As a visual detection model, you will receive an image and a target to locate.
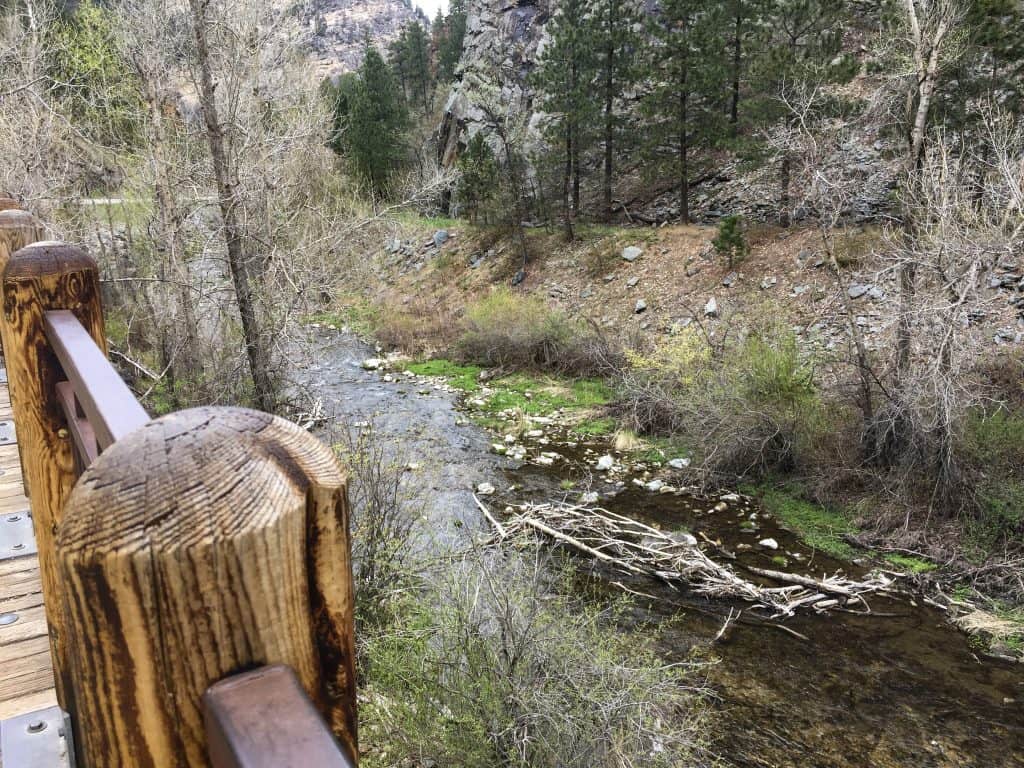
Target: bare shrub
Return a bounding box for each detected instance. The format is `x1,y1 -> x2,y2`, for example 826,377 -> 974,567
331,421 -> 423,629
456,288 -> 623,376
360,545 -> 710,768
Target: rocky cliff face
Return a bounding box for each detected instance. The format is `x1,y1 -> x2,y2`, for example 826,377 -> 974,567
298,0 -> 428,82
437,0 -> 551,167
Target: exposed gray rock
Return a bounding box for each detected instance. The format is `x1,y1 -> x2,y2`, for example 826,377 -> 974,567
626,276 -> 640,287
433,229 -> 449,247
634,299 -> 648,314
848,284 -> 871,299
622,246 -> 643,262
704,297 -> 719,317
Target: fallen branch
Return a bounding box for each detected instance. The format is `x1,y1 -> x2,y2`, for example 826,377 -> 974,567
477,500 -> 898,619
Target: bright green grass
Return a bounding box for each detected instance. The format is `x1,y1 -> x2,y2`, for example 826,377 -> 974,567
405,359 -> 483,392
752,485 -> 858,560
478,374 -> 613,416
571,417 -> 618,437
883,553 -> 939,574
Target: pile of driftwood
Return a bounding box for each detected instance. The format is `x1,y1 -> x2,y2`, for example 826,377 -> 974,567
476,499 -> 896,619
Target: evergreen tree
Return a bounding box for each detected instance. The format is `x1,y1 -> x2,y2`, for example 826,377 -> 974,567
437,0 -> 468,84
748,0 -> 857,226
389,23 -> 431,110
48,0 -> 144,147
724,0 -> 764,135
338,44 -> 409,195
643,0 -> 728,224
532,0 -> 596,238
591,0 -> 644,220
457,132 -> 500,223
933,0 -> 1024,130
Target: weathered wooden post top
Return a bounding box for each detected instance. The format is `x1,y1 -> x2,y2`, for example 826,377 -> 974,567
0,205 -> 358,767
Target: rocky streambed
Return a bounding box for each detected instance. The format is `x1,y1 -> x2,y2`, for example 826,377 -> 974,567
298,326 -> 1024,768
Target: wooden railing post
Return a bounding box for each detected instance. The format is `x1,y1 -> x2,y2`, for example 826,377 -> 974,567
1,242 -> 106,705
56,406 -> 358,767
0,208 -> 47,355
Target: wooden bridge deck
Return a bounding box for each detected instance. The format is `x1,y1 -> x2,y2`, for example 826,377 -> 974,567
0,369 -> 56,720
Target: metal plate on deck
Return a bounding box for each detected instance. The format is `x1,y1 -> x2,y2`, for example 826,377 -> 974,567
0,510 -> 35,561
0,707 -> 74,768
0,420 -> 15,445
0,367 -> 7,383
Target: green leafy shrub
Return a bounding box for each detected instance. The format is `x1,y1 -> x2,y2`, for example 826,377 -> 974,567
617,325 -> 828,475
711,215 -> 749,268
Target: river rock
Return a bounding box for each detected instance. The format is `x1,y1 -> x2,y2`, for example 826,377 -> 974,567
758,538 -> 780,550
668,457 -> 691,469
704,297 -> 719,317
433,229 -> 449,247
361,358 -> 385,370
534,456 -> 554,466
635,299 -> 648,314
848,284 -> 871,299
476,482 -> 496,496
622,246 -> 643,262
580,491 -> 600,504
596,455 -> 615,471
645,480 -> 664,492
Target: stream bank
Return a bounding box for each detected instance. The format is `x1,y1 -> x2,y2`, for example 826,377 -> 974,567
299,326 -> 1024,768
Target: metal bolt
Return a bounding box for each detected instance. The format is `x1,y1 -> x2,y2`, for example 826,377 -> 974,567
57,428 -> 69,439
26,720 -> 47,734
0,612 -> 18,626
12,542 -> 24,550
7,514 -> 21,522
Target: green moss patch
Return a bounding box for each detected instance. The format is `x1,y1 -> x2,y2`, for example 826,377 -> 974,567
751,485 -> 858,560
883,553 -> 939,574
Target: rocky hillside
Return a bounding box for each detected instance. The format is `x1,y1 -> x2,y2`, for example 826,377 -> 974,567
436,0 -> 896,225
299,0 -> 427,81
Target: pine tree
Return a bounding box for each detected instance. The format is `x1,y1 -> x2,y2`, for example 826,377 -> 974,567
437,0 -> 468,84
532,0 -> 596,239
591,0 -> 644,220
341,44 -> 409,196
403,22 -> 432,112
643,0 -> 728,224
749,0 -> 856,226
724,0 -> 764,135
457,132 -> 500,223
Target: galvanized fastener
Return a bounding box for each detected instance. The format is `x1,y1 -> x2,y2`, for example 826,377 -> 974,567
0,612 -> 18,626
12,543 -> 25,550
7,514 -> 21,522
26,720 -> 47,734
57,428 -> 69,439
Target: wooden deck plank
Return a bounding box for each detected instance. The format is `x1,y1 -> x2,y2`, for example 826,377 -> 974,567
0,367 -> 55,721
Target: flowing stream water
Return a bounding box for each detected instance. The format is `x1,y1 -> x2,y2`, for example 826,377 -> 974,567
300,328 -> 1024,767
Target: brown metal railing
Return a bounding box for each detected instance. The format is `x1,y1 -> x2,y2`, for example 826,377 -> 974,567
0,203 -> 358,767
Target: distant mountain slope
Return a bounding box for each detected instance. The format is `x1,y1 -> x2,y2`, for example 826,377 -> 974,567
301,0 -> 428,81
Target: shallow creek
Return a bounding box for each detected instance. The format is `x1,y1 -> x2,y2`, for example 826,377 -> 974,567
300,328 -> 1024,767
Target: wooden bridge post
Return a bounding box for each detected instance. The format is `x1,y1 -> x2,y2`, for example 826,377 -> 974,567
1,242 -> 106,706
56,407 -> 358,767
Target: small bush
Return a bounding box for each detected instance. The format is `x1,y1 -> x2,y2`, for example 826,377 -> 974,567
711,215 -> 749,268
616,326 -> 828,476
360,548 -> 709,768
962,408 -> 1024,547
457,288 -> 623,376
